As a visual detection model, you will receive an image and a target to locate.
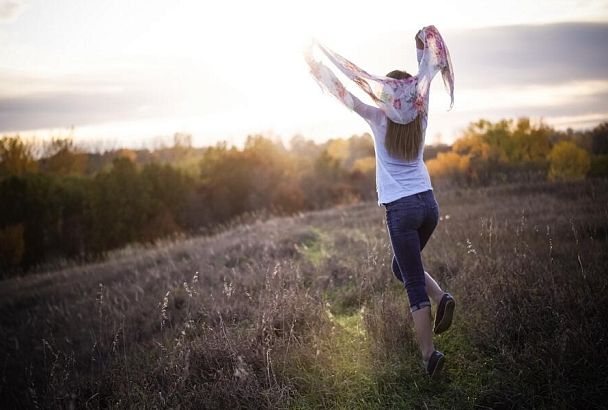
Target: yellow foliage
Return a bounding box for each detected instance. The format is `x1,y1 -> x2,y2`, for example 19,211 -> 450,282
0,136 -> 38,176
352,156 -> 375,174
453,117 -> 551,164
453,132 -> 496,162
426,152 -> 470,178
326,139 -> 349,162
548,141 -> 590,181
43,137 -> 88,175
116,148 -> 138,162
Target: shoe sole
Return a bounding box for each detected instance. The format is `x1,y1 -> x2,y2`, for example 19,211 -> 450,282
429,354 -> 445,379
434,298 -> 455,334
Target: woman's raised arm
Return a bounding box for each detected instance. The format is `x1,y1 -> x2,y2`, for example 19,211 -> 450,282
351,93 -> 383,124
304,49 -> 381,124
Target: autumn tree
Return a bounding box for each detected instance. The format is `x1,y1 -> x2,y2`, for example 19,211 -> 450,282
548,141 -> 591,181
0,135 -> 38,177
509,117 -> 551,163
446,117 -> 553,183
40,137 -> 88,175
426,151 -> 471,183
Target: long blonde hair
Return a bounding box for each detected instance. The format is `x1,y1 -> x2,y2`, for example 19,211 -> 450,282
384,70 -> 423,161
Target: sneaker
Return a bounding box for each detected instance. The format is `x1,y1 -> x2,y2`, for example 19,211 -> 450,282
423,350 -> 445,378
434,293 -> 455,334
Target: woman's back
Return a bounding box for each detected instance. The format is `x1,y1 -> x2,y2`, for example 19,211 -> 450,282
353,92 -> 432,206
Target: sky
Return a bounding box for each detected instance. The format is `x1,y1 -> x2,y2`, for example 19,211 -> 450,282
1,0 -> 608,150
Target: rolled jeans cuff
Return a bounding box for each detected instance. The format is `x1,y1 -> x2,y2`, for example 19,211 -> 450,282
410,300 -> 431,313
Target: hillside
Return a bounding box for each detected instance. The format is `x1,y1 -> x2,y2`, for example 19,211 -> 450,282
1,180 -> 607,409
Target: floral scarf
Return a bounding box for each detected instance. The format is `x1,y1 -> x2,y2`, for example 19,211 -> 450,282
303,25 -> 454,124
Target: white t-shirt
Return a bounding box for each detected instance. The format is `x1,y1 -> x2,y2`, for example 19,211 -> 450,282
352,92 -> 433,206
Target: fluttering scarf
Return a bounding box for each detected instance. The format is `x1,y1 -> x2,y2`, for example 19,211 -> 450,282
303,25 -> 454,125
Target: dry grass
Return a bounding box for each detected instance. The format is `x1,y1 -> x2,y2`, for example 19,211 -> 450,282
1,179 -> 607,409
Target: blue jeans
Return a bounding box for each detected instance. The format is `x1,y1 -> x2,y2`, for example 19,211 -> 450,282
382,189 -> 439,312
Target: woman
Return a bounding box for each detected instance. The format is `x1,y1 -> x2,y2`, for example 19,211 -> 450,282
304,26 -> 456,378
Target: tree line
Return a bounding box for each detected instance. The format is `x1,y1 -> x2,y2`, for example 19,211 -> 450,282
1,118 -> 606,276
427,118 -> 607,184
0,133 -> 378,275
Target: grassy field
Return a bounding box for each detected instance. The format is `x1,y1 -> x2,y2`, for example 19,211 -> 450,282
1,180 -> 607,409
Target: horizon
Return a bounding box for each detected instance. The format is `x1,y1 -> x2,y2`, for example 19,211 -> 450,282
5,116 -> 603,157
1,0 -> 608,150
